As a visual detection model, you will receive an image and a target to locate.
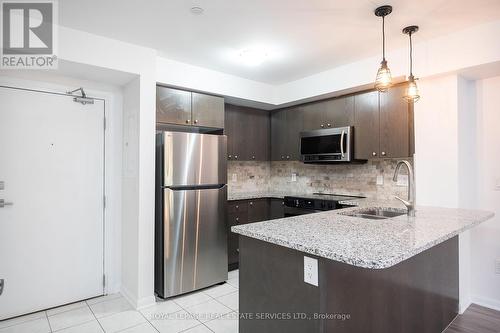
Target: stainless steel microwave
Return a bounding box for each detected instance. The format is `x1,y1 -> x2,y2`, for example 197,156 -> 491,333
300,126 -> 353,163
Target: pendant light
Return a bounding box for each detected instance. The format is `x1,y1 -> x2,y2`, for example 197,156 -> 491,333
374,5 -> 393,92
403,25 -> 420,102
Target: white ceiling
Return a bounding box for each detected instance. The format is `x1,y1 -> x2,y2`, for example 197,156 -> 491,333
59,0 -> 500,84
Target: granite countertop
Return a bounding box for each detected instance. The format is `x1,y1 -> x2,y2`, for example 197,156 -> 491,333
231,199 -> 494,269
228,191 -> 286,201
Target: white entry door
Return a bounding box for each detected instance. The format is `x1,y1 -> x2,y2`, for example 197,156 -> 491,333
0,86 -> 105,320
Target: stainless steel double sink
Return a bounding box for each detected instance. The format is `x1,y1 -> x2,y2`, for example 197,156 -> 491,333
341,207 -> 408,220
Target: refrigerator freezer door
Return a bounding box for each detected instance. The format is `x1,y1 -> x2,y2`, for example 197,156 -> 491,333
162,132 -> 227,187
161,185 -> 228,297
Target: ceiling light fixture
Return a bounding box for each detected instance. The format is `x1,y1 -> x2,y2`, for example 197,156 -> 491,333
403,25 -> 420,103
374,5 -> 393,92
238,48 -> 269,66
190,6 -> 204,15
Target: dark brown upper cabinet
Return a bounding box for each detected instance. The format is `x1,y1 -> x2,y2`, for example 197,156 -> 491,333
354,85 -> 413,160
271,107 -> 303,161
302,96 -> 354,131
354,91 -> 380,160
379,85 -> 413,158
192,92 -> 225,128
225,104 -> 270,161
156,86 -> 191,126
156,86 -> 224,129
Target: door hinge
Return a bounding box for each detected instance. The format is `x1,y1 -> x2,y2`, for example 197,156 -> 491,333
103,117 -> 107,131
103,195 -> 106,209
102,275 -> 106,288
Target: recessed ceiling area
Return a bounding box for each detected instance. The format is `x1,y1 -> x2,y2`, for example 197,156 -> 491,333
59,0 -> 500,84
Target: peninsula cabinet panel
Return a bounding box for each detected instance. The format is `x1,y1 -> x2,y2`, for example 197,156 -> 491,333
354,91 -> 380,160
156,86 -> 192,125
379,85 -> 413,158
192,92 -> 224,129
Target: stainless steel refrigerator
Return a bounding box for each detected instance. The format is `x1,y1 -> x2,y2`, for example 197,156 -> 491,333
155,131 -> 228,299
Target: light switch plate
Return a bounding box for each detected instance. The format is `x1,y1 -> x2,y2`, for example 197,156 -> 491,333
376,175 -> 384,186
291,173 -> 297,182
495,178 -> 500,191
231,173 -> 237,182
397,175 -> 409,186
304,256 -> 318,286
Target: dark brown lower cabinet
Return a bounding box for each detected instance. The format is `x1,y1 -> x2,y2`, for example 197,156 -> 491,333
239,236 -> 459,333
227,197 -> 284,270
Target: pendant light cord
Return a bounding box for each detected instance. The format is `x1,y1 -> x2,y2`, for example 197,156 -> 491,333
382,16 -> 386,61
409,32 -> 413,76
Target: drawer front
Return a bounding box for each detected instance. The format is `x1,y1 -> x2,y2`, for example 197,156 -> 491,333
248,199 -> 270,223
228,200 -> 248,214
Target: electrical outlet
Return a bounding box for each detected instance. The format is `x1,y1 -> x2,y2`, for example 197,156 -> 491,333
291,173 -> 297,182
304,256 -> 318,286
231,173 -> 237,182
495,259 -> 500,275
376,175 -> 384,186
397,175 -> 409,186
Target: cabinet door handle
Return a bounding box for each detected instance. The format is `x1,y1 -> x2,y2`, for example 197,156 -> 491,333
381,151 -> 386,156
327,123 -> 332,128
320,124 -> 325,128
236,217 -> 239,222
251,155 -> 255,160
234,155 -> 238,160
194,119 -> 198,124
185,119 -> 190,124
235,205 -> 239,209
372,152 -> 377,157
249,202 -> 253,206
286,155 -> 290,160
281,155 -> 285,160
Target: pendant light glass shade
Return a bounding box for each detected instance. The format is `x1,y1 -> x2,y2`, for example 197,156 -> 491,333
375,59 -> 392,92
404,75 -> 420,102
374,6 -> 393,92
402,25 -> 420,103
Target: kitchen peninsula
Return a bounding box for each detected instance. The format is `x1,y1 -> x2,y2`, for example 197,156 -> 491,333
232,201 -> 494,333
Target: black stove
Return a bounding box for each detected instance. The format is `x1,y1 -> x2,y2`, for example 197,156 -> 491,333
283,193 -> 364,216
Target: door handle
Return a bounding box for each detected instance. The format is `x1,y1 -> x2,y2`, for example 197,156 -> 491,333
0,199 -> 13,208
340,130 -> 345,158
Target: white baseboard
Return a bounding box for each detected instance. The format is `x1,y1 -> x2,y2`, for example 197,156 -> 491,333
459,299 -> 472,314
120,285 -> 156,310
471,295 -> 500,312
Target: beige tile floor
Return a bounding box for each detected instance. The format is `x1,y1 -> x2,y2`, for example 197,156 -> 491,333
0,270 -> 240,333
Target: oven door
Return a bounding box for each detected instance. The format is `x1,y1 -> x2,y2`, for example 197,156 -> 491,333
300,127 -> 352,163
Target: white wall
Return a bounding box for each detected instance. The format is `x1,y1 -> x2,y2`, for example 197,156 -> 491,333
470,76 -> 500,310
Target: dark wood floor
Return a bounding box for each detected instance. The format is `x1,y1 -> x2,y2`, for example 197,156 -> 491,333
444,304 -> 500,333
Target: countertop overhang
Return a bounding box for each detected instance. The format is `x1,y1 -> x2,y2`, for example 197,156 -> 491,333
231,199 -> 494,269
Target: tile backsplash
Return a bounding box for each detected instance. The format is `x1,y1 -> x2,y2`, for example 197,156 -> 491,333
228,159 -> 411,200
